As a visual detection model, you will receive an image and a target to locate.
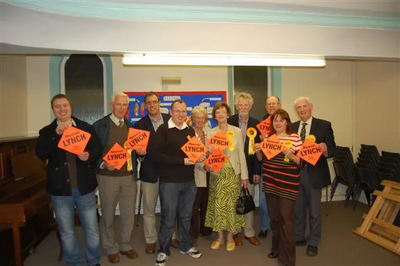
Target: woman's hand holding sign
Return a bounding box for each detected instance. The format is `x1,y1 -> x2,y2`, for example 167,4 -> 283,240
241,179 -> 249,189
78,151 -> 89,161
135,146 -> 147,156
184,158 -> 195,165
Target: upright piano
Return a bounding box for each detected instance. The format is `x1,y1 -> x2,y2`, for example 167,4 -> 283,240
0,137 -> 52,266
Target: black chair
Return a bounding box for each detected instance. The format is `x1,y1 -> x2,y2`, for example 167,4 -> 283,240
331,160 -> 357,207
354,163 -> 380,208
361,144 -> 380,159
382,150 -> 400,161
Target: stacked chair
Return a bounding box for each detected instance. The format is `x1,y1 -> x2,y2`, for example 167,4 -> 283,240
331,144 -> 400,210
330,146 -> 358,208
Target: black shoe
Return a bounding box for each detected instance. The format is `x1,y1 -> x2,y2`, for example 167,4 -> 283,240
295,240 -> 307,246
307,245 -> 318,257
267,252 -> 278,259
258,230 -> 268,238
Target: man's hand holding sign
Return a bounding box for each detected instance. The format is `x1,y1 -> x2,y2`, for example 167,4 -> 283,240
58,126 -> 92,161
126,128 -> 149,156
181,136 -> 209,164
103,143 -> 131,170
297,136 -> 323,166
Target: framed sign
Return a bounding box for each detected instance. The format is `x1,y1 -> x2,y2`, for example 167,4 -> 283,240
126,91 -> 227,128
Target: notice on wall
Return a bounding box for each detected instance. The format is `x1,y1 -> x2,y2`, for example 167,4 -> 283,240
126,91 -> 226,128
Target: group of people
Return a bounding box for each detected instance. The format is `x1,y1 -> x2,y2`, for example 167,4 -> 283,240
36,90 -> 336,266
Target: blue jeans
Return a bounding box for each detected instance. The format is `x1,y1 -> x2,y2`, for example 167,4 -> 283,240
52,188 -> 101,266
259,178 -> 270,231
158,181 -> 197,256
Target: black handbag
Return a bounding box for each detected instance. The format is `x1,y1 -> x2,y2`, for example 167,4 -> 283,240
236,187 -> 256,215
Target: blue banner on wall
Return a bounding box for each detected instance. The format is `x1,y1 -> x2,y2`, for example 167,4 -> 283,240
125,91 -> 227,128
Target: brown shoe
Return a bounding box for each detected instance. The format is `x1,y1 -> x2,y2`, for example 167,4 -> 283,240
145,243 -> 156,254
233,233 -> 243,246
120,249 -> 138,259
245,236 -> 260,246
108,253 -> 120,263
171,238 -> 179,249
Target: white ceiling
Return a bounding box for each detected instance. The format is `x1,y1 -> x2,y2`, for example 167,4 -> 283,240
95,0 -> 400,16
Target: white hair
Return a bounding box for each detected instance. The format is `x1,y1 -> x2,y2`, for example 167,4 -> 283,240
293,96 -> 312,107
111,91 -> 129,103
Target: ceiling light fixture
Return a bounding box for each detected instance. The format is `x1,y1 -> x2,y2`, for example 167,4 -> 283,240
122,53 -> 325,67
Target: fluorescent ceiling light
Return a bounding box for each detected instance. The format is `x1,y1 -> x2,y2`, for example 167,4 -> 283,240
122,53 -> 325,67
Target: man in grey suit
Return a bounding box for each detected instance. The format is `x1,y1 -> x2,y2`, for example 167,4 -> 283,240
291,96 -> 337,257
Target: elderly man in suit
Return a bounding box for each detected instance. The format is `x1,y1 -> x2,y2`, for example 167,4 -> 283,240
133,91 -> 171,254
227,92 -> 261,246
292,96 -> 337,257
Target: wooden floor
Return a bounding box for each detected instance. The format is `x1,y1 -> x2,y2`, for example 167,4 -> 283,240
25,201 -> 400,266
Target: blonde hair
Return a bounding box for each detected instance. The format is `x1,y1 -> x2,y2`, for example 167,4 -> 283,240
191,105 -> 208,122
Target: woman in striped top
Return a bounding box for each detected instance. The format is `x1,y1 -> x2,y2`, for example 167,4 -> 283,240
255,109 -> 304,266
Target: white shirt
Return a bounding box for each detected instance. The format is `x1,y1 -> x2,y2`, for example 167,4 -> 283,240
297,117 -> 313,138
110,113 -> 124,126
168,118 -> 188,130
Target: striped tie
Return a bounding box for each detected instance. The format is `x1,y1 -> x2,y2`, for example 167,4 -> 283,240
300,122 -> 307,142
119,120 -> 124,127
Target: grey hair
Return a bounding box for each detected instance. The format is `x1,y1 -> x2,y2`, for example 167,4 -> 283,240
111,91 -> 129,103
191,105 -> 208,122
234,92 -> 254,106
294,96 -> 312,107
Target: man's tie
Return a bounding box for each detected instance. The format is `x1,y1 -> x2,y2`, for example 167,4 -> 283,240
300,122 -> 307,142
119,120 -> 124,127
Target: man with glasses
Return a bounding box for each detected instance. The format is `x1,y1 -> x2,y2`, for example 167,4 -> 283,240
153,99 -> 202,266
134,91 -> 171,254
227,92 -> 261,246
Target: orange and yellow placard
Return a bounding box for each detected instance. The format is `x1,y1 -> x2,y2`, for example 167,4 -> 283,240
103,143 -> 131,170
208,130 -> 230,151
181,136 -> 209,162
297,139 -> 323,166
256,116 -> 272,135
260,134 -> 283,160
205,148 -> 228,173
58,126 -> 91,155
126,128 -> 150,151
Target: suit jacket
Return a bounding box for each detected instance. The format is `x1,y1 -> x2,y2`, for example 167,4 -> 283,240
227,114 -> 261,184
292,117 -> 337,189
134,113 -> 170,183
207,125 -> 249,180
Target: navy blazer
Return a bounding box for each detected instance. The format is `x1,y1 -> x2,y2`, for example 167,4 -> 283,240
227,114 -> 262,184
36,117 -> 102,196
134,113 -> 170,183
292,117 -> 337,189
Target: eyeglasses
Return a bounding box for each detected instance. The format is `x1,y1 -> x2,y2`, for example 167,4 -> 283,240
267,102 -> 279,106
172,109 -> 187,115
145,100 -> 159,105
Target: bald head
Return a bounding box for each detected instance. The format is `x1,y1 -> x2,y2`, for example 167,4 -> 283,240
265,95 -> 282,115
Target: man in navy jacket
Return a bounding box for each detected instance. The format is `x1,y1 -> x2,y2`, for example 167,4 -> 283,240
292,96 -> 337,257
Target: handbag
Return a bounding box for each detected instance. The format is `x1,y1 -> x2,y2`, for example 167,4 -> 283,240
236,187 -> 256,215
